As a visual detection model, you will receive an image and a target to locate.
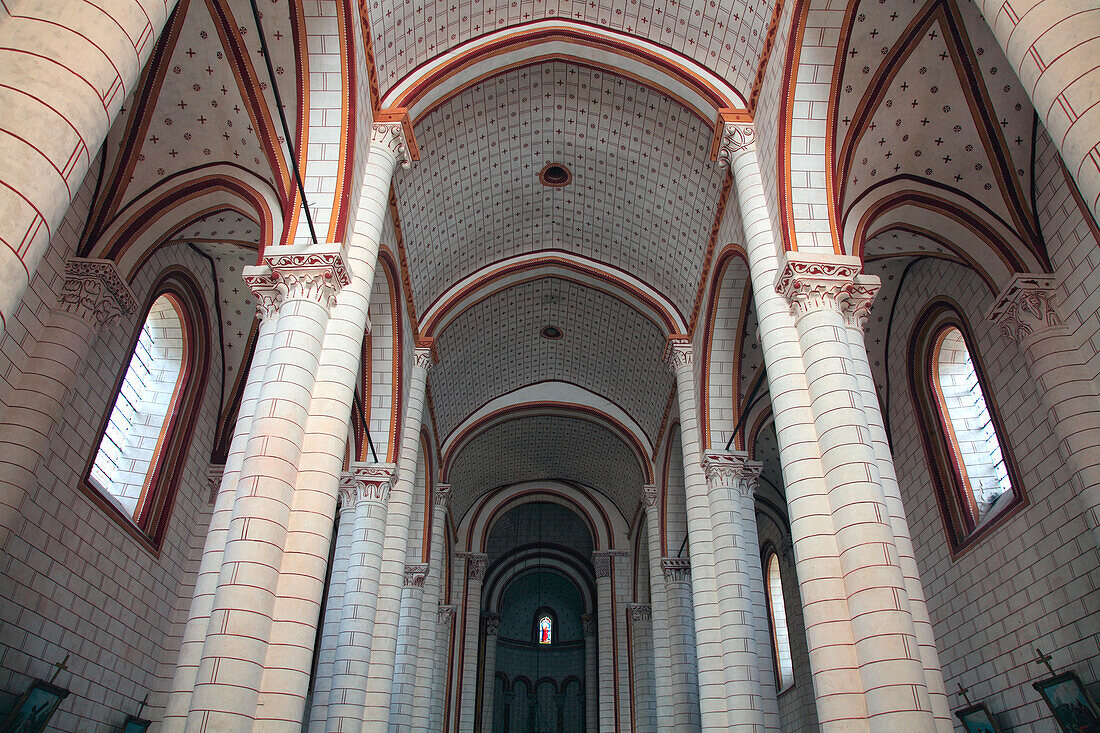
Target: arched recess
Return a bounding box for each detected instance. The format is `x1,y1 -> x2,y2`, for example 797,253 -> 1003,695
81,167 -> 283,279
353,249 -> 404,463
381,20 -> 746,125
698,245 -> 753,451
419,252 -> 687,339
659,423 -> 689,558
457,481 -> 629,556
483,547 -> 596,618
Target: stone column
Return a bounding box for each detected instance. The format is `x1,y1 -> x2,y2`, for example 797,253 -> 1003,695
186,242 -> 351,731
592,551 -> 617,733
479,613 -> 502,731
0,258 -> 136,549
844,277 -> 952,732
163,283 -> 277,732
581,613 -> 598,733
411,484 -> 452,731
306,491 -> 355,732
700,450 -> 764,732
430,604 -> 456,732
626,604 -> 656,733
323,463 -> 396,733
390,562 -> 429,731
253,116 -> 415,728
718,120 -> 868,729
0,0 -> 178,336
736,462 -> 782,733
662,338 -> 730,731
360,343 -> 436,732
455,552 -> 488,733
642,487 -> 676,731
662,558 -> 701,730
974,0 -> 1100,225
990,274 -> 1100,550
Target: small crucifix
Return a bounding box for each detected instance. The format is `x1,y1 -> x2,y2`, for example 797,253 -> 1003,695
136,693 -> 149,718
49,653 -> 70,684
957,682 -> 972,706
1033,647 -> 1056,677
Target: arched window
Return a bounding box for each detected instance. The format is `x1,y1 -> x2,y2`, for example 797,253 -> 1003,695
83,273 -> 210,550
764,552 -> 794,691
533,607 -> 557,645
910,301 -> 1024,553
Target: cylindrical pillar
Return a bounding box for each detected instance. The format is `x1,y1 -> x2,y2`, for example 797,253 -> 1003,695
642,487 -> 676,731
479,613 -> 502,731
0,258 -> 136,550
306,493 -> 355,732
359,344 -> 435,731
164,285 -> 278,733
720,124 -> 869,730
662,339 -> 731,731
662,558 -> 701,730
186,242 -> 350,731
582,614 -> 598,733
391,562 -> 429,731
626,605 -> 657,733
974,0 -> 1100,225
990,274 -> 1100,550
0,0 -> 178,335
431,604 -> 456,732
323,463 -> 396,732
253,118 -> 415,728
592,551 -> 617,733
454,552 -> 488,733
411,485 -> 452,731
701,450 -> 764,731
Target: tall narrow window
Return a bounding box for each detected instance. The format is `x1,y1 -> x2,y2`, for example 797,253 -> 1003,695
765,552 -> 794,690
533,607 -> 556,645
83,274 -> 210,550
909,302 -> 1024,554
931,326 -> 1014,525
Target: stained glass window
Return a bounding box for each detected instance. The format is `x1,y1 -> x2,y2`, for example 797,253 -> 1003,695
538,615 -> 552,644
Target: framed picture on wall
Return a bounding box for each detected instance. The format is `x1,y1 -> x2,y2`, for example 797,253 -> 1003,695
0,679 -> 69,733
1033,671 -> 1100,733
118,715 -> 151,733
955,702 -> 1003,733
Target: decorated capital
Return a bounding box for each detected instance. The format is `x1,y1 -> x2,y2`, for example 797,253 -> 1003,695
206,464 -> 225,505
414,337 -> 439,372
775,252 -> 862,317
434,483 -> 452,511
662,335 -> 692,373
844,274 -> 881,331
57,258 -> 137,330
661,557 -> 691,583
242,264 -> 280,320
340,461 -> 397,505
988,274 -> 1066,344
483,613 -> 502,636
626,604 -> 652,623
459,552 -> 488,581
642,484 -> 658,509
370,108 -> 419,171
404,563 -> 429,588
265,241 -> 351,311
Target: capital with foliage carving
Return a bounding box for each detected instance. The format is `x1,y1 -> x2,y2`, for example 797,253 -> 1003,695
458,552 -> 488,581
715,122 -> 757,168
340,462 -> 396,506
483,613 -> 502,635
581,614 -> 596,636
370,109 -> 419,171
404,563 -> 429,588
206,464 -> 225,505
642,484 -> 658,509
242,264 -> 280,320
434,483 -> 452,511
702,449 -> 747,489
57,258 -> 137,330
626,604 -> 652,623
844,274 -> 881,331
662,335 -> 692,373
987,274 -> 1066,345
775,252 -> 862,317
414,337 -> 439,372
661,557 -> 691,583
264,241 -> 351,311
438,604 -> 455,625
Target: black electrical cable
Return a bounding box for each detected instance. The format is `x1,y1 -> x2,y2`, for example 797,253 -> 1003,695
247,0 -> 318,244
725,367 -> 770,452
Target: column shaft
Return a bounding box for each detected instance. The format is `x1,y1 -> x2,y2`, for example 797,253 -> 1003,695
454,553 -> 487,733
430,605 -> 456,732
642,493 -> 676,731
662,560 -> 701,730
593,554 -> 616,733
411,489 -> 451,731
582,616 -> 598,733
479,615 -> 502,731
392,563 -> 428,731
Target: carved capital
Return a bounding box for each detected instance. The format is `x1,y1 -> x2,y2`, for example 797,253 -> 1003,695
741,461 -> 764,497
780,535 -> 794,565
404,563 -> 429,588
642,484 -> 658,509
242,265 -> 280,320
774,253 -> 862,317
434,483 -> 452,511
592,550 -> 627,579
844,274 -> 881,331
662,335 -> 692,373
340,462 -> 397,505
458,552 -> 488,581
715,121 -> 757,168
581,614 -> 596,636
626,604 -> 652,623
702,450 -> 762,497
206,464 -> 225,505
661,557 -> 691,583
987,274 -> 1065,344
264,242 -> 351,310
438,604 -> 455,625
370,111 -> 417,171
414,337 -> 439,372
57,258 -> 137,329
483,613 -> 502,635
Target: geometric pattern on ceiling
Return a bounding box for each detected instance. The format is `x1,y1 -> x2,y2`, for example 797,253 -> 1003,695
393,61 -> 727,316
447,413 -> 646,521
168,209 -> 262,247
429,276 -> 672,443
836,0 -> 1033,232
367,0 -> 776,100
109,0 -> 297,212
861,227 -> 953,260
